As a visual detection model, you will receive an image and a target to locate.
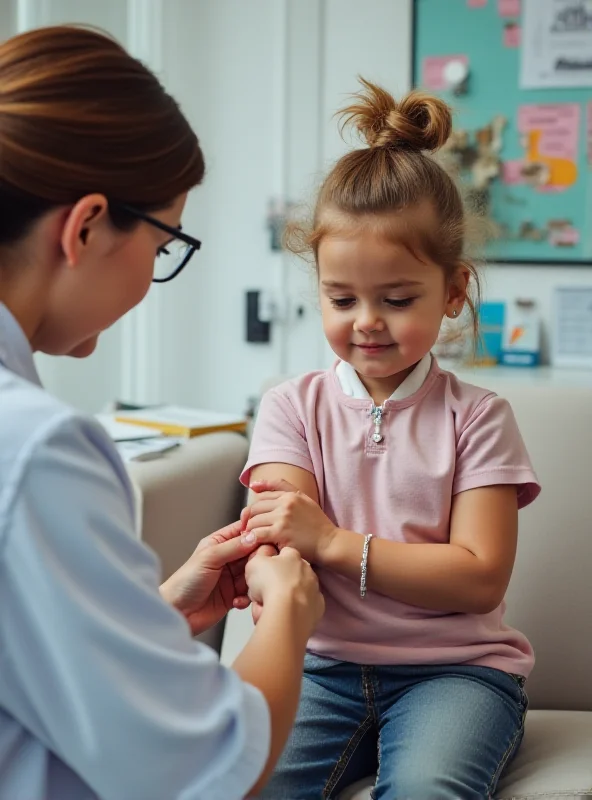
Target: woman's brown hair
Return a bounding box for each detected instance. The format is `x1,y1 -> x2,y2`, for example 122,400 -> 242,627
0,25 -> 204,246
289,78 -> 481,337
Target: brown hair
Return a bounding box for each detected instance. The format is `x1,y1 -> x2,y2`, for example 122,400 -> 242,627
0,25 -> 204,246
288,78 -> 481,337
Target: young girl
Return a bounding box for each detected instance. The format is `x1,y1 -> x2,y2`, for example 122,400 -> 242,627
242,80 -> 540,799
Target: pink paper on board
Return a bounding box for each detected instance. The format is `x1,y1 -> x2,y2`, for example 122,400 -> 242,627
422,55 -> 469,90
468,0 -> 488,6
504,24 -> 521,47
502,160 -> 524,184
519,104 -> 580,160
549,227 -> 580,247
498,0 -> 520,16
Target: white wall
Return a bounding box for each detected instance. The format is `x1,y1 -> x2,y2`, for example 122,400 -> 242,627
8,0 -> 592,412
0,0 -> 14,37
13,0 -> 128,412
158,0 -> 589,412
158,0 -> 289,414
156,0 -> 418,412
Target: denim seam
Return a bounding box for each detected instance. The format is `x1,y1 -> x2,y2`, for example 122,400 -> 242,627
323,666 -> 377,799
368,668 -> 382,800
486,686 -> 529,797
322,718 -> 373,798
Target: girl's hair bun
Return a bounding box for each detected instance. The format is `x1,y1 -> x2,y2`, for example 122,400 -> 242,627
339,77 -> 452,153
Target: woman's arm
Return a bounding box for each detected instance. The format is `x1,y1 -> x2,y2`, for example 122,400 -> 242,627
235,601 -> 309,796
247,466 -> 518,615
3,415 -> 324,800
233,548 -> 322,796
163,526 -> 324,796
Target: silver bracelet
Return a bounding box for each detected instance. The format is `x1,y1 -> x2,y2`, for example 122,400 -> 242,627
360,533 -> 373,598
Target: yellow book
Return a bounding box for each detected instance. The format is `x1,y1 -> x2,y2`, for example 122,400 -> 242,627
115,405 -> 247,438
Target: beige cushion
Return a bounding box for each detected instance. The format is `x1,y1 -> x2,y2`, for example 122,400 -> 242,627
497,710 -> 592,798
491,384 -> 592,712
338,710 -> 592,800
128,432 -> 248,580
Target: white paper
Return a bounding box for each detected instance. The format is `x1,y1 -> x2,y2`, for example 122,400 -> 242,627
552,287 -> 592,368
116,438 -> 183,462
521,0 -> 592,88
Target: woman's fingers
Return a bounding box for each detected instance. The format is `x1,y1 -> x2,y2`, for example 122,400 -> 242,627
247,544 -> 278,562
199,531 -> 258,569
256,544 -> 278,557
231,569 -> 248,597
209,519 -> 244,543
277,546 -> 302,561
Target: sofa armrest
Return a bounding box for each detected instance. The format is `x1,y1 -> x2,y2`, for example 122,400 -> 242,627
127,432 -> 249,652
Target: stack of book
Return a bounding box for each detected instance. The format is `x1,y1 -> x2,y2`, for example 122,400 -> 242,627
114,406 -> 247,438
96,406 -> 247,462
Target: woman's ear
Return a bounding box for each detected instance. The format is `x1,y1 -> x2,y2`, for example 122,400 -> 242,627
445,264 -> 470,318
60,194 -> 110,267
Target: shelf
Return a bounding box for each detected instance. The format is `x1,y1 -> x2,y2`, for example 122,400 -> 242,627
442,362 -> 592,388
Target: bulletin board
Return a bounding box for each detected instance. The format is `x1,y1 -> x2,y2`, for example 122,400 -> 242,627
412,0 -> 592,265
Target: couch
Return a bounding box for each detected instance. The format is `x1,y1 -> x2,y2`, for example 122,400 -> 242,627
129,381 -> 592,798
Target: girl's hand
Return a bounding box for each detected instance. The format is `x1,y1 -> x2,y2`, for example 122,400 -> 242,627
160,521 -> 258,636
243,479 -> 337,564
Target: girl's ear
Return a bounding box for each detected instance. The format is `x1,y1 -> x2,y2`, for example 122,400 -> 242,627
445,265 -> 470,318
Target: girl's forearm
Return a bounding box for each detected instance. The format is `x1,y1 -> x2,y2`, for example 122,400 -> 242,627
320,529 -> 502,614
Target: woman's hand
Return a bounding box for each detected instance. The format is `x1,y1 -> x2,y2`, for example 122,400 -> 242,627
160,521 -> 259,636
245,545 -> 325,634
246,545 -> 276,624
243,478 -> 337,564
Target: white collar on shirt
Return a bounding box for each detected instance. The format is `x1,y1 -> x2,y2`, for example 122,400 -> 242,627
336,352 -> 432,402
0,303 -> 41,386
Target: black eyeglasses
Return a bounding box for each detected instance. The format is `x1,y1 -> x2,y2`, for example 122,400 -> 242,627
115,203 -> 201,283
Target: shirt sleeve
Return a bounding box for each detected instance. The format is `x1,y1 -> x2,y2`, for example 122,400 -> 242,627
0,412 -> 270,800
453,395 -> 540,509
241,388 -> 314,486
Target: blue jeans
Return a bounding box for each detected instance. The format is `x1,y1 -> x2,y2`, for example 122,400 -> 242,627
258,654 -> 528,799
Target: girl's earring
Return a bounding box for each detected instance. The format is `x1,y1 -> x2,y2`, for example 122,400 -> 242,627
452,309 -> 458,318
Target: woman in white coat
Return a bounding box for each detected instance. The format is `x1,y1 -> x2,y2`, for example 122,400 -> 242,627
0,25 -> 323,800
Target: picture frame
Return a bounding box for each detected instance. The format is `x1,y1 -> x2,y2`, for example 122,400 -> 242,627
551,286 -> 592,369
